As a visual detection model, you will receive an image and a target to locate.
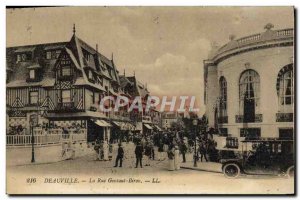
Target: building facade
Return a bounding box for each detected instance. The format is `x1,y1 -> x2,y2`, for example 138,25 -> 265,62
161,111 -> 183,130
203,24 -> 294,150
6,26 -> 161,164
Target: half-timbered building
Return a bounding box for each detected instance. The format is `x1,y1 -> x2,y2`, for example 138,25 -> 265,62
6,26 -> 137,157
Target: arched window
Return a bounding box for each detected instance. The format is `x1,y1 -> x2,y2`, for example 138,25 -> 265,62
277,64 -> 294,109
219,76 -> 227,117
239,70 -> 260,122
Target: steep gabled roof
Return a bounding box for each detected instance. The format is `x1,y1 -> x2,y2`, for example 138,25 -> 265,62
68,34 -> 120,84
119,75 -> 133,88
7,33 -> 123,91
6,42 -> 68,88
126,76 -> 149,98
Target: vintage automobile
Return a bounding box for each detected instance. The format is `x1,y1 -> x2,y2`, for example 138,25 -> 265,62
220,138 -> 294,178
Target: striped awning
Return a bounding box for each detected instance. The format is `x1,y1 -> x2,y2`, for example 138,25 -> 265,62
154,125 -> 163,131
95,120 -> 111,127
143,124 -> 153,130
112,121 -> 121,127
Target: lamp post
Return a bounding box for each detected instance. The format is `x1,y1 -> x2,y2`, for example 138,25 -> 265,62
30,114 -> 38,163
192,119 -> 198,167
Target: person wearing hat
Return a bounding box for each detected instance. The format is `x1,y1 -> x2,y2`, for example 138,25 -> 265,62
114,143 -> 124,167
135,141 -> 144,168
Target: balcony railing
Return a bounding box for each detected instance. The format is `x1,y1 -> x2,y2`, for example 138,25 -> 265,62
54,102 -> 76,112
216,28 -> 294,58
276,113 -> 293,122
58,75 -> 73,81
110,114 -> 130,122
235,114 -> 263,123
217,116 -> 228,124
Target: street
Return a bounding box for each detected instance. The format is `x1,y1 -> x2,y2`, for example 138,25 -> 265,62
7,142 -> 294,194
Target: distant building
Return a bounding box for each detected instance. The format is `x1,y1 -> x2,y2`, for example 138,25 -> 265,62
161,111 -> 183,130
203,24 -> 294,150
119,74 -> 162,134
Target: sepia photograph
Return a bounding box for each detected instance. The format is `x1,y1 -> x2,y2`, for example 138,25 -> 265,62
5,6 -> 295,195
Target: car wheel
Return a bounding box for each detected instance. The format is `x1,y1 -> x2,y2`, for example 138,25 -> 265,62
286,166 -> 294,178
223,163 -> 240,178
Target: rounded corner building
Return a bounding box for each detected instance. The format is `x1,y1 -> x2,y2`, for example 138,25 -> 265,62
203,23 -> 294,151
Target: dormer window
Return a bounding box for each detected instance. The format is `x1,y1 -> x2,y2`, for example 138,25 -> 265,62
46,51 -> 52,59
29,69 -> 35,79
15,47 -> 34,62
97,76 -> 103,85
55,50 -> 61,58
82,48 -> 92,62
88,70 -> 93,80
46,50 -> 62,60
22,54 -> 27,61
16,53 -> 31,62
17,55 -> 21,62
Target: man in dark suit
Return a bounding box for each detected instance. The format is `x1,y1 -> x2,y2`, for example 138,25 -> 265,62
114,143 -> 124,167
135,142 -> 144,168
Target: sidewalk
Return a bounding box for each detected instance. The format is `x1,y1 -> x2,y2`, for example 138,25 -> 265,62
180,161 -> 222,173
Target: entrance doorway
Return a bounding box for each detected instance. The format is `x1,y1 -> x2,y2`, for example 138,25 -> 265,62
244,98 -> 255,122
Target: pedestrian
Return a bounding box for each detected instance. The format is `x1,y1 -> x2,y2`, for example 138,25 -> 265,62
180,141 -> 187,163
99,140 -> 104,160
135,142 -> 144,168
108,142 -> 113,161
199,141 -> 208,162
167,146 -> 175,171
114,143 -> 124,167
103,140 -> 109,161
94,139 -> 100,161
158,139 -> 164,161
144,143 -> 152,166
150,141 -> 155,160
174,145 -> 180,170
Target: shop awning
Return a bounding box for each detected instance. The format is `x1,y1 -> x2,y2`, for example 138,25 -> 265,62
95,120 -> 111,127
144,124 -> 153,130
124,123 -> 135,130
133,123 -> 142,131
154,125 -> 163,131
112,121 -> 121,127
127,123 -> 135,130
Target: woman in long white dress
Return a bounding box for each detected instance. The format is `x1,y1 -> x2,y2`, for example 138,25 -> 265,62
168,147 -> 175,171
174,145 -> 180,170
103,140 -> 109,161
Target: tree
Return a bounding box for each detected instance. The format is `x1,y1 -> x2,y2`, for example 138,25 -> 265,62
170,119 -> 184,131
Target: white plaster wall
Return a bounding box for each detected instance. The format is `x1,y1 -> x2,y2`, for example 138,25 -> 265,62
206,65 -> 219,127
215,46 -> 293,138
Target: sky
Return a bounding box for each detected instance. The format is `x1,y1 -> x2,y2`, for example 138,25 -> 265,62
6,7 -> 294,115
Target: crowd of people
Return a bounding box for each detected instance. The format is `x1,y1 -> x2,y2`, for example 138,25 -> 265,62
93,129 -> 219,170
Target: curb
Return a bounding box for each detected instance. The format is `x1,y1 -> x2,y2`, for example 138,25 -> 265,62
180,166 -> 222,174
